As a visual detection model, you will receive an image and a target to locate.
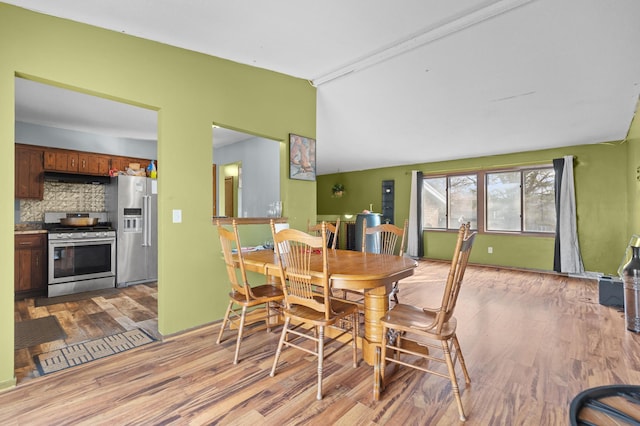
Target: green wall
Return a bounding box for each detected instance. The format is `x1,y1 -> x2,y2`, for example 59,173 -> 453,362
626,103 -> 640,239
318,140 -> 633,275
0,4 -> 316,390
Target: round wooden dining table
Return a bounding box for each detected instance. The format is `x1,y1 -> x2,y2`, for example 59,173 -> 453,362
241,248 -> 418,365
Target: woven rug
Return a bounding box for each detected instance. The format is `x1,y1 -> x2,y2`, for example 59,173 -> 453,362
34,329 -> 156,375
15,316 -> 67,350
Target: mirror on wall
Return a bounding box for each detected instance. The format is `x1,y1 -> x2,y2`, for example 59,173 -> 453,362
212,126 -> 280,218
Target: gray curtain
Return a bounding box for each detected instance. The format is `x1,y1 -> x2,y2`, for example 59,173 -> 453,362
407,170 -> 423,258
553,155 -> 584,273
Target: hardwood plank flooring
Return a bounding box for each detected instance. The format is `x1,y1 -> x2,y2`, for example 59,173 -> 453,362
3,262 -> 639,425
13,282 -> 159,384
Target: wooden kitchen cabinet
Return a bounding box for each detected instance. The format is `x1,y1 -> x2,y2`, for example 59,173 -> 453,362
78,152 -> 110,175
110,156 -> 156,174
35,144 -> 155,178
109,156 -> 128,173
14,233 -> 47,298
15,145 -> 44,199
45,148 -> 79,173
66,151 -> 79,172
44,147 -> 111,176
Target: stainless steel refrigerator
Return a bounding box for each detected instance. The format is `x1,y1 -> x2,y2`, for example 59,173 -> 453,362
106,175 -> 158,287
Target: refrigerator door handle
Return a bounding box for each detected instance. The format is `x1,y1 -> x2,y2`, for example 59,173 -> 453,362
142,195 -> 150,247
147,195 -> 152,247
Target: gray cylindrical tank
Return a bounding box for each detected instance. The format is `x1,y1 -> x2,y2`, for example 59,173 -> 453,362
355,213 -> 382,252
623,245 -> 640,332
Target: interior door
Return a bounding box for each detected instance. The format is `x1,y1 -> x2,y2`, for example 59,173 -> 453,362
212,164 -> 217,216
225,176 -> 234,217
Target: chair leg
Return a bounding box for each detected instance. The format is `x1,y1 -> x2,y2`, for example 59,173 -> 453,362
380,325 -> 388,393
265,301 -> 272,332
373,345 -> 381,400
351,312 -> 358,368
442,339 -> 466,422
216,300 -> 234,344
317,325 -> 325,400
233,305 -> 247,364
452,334 -> 471,385
270,317 -> 290,377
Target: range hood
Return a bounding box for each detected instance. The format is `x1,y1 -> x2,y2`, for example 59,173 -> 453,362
44,171 -> 110,185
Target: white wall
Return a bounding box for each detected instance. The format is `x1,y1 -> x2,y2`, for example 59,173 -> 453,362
214,137 -> 280,217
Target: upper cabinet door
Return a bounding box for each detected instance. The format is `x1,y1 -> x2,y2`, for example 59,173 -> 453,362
44,151 -> 56,170
15,145 -> 43,200
66,152 -> 78,172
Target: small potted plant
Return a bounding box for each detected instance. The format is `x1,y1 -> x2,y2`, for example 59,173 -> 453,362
332,183 -> 345,198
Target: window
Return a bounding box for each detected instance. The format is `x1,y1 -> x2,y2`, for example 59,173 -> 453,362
448,175 -> 477,229
522,168 -> 556,232
486,171 -> 520,231
423,177 -> 446,229
423,166 -> 555,234
423,174 -> 477,230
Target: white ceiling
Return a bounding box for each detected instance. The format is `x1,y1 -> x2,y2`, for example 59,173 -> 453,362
8,0 -> 640,175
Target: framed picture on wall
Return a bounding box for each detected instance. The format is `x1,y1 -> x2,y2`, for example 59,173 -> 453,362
289,133 -> 316,181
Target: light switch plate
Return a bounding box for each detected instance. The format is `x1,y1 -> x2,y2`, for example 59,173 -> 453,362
172,209 -> 182,223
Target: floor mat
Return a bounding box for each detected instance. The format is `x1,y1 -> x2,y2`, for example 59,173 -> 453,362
34,329 -> 156,375
15,316 -> 67,350
35,288 -> 119,307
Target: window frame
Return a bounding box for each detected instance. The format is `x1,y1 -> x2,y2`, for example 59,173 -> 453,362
422,164 -> 555,236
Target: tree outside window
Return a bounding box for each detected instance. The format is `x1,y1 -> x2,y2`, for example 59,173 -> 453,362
422,174 -> 477,230
523,169 -> 555,232
423,166 -> 555,234
448,175 -> 477,229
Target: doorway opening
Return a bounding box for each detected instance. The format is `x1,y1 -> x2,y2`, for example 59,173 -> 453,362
14,76 -> 159,383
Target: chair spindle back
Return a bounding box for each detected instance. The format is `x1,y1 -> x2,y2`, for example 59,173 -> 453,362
217,220 -> 253,302
435,223 -> 476,333
272,221 -> 331,320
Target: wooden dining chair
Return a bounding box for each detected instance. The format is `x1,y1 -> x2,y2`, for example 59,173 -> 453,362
308,217 -> 341,249
374,223 -> 476,422
270,221 -> 359,400
341,218 -> 409,305
363,218 -> 408,304
361,218 -> 408,258
215,220 -> 284,364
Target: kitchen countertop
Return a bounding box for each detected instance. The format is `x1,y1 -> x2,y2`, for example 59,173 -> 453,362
15,223 -> 46,234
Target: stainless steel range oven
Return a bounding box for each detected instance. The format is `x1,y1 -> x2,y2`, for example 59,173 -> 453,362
45,212 -> 116,297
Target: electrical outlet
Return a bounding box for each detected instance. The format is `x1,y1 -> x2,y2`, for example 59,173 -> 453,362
172,209 -> 182,223
488,246 -> 493,254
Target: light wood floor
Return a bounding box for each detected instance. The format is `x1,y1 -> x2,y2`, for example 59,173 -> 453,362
3,261 -> 639,425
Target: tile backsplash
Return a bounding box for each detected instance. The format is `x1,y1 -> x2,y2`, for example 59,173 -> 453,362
19,181 -> 106,222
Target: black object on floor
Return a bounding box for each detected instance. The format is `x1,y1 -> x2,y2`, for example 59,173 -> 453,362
15,316 -> 67,350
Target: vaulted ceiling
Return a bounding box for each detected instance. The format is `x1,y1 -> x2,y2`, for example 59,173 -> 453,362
7,0 -> 640,174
